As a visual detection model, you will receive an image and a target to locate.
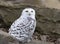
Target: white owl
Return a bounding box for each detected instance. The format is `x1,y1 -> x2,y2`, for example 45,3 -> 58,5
9,8 -> 36,43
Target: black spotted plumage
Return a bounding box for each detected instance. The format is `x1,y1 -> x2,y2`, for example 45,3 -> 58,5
9,8 -> 36,43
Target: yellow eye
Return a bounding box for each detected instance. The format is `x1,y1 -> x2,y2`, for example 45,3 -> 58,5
25,11 -> 28,12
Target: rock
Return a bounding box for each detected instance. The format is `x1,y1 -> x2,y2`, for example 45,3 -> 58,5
0,28 -> 7,32
0,30 -> 54,44
26,40 -> 54,44
0,15 -> 7,28
55,38 -> 60,44
0,0 -> 44,8
0,30 -> 19,44
36,8 -> 60,34
40,35 -> 47,41
0,0 -> 60,36
42,0 -> 60,9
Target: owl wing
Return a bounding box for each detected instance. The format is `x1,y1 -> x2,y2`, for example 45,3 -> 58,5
9,17 -> 28,33
9,17 -> 36,41
27,19 -> 36,38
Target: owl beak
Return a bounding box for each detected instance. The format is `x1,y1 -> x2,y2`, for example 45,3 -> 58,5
28,13 -> 31,16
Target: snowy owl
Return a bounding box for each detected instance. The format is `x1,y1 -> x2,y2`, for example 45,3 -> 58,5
9,8 -> 36,43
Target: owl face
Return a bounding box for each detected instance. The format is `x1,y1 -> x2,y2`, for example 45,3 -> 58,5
21,8 -> 35,19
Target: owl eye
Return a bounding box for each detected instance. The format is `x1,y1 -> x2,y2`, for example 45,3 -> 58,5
31,11 -> 33,12
25,11 -> 28,12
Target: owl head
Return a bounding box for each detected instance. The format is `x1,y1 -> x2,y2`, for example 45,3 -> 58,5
21,8 -> 35,19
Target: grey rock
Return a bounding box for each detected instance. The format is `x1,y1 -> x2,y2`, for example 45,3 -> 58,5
0,1 -> 60,36
36,8 -> 60,34
55,38 -> 60,44
0,30 -> 54,44
25,40 -> 54,44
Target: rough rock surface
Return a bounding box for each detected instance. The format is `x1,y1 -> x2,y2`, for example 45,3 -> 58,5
42,0 -> 60,9
0,30 -> 54,44
0,1 -> 60,35
0,0 -> 60,44
36,8 -> 60,34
